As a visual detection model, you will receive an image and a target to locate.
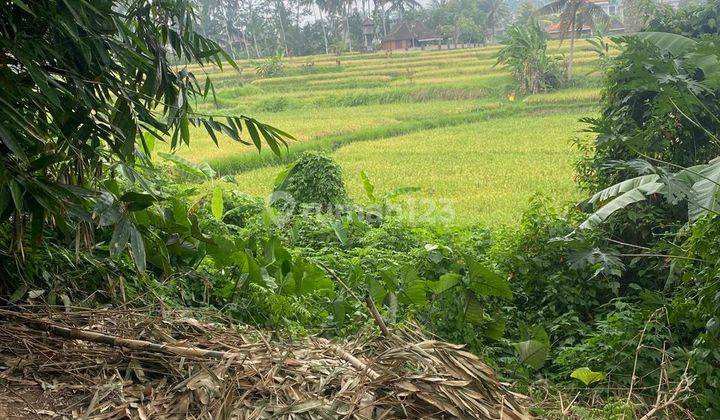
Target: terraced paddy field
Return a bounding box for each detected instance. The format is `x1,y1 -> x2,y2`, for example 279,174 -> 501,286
172,40 -> 603,225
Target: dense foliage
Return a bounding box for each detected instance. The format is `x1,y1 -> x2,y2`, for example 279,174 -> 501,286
272,151 -> 349,210
0,0 -> 292,276
576,33 -> 720,191
645,0 -> 720,38
3,1 -> 720,418
192,0 -> 517,56
497,21 -> 565,94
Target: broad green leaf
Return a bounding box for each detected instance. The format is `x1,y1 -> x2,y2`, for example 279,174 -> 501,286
110,217 -> 131,257
467,261 -> 512,299
581,181 -> 664,229
586,174 -> 661,205
211,186 -> 224,219
531,325 -> 551,347
330,219 -> 348,247
571,367 -> 606,386
332,298 -> 347,327
635,32 -> 697,57
360,170 -> 376,202
368,277 -> 388,304
514,339 -> 548,369
120,192 -> 155,212
484,319 -> 506,340
464,293 -> 485,325
688,159 -> 720,222
129,224 -> 146,273
158,152 -> 216,179
401,280 -> 428,307
246,253 -> 264,286
294,262 -> 333,295
431,273 -> 462,294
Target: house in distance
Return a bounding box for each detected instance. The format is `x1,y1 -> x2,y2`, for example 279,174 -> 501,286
381,21 -> 444,51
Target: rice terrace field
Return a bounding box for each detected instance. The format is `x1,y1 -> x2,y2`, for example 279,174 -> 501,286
174,40 -> 602,225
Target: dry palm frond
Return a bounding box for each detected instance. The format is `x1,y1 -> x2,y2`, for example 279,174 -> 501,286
0,305 -> 529,419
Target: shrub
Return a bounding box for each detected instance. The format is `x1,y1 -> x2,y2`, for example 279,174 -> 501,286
576,35 -> 720,190
496,21 -> 565,95
222,190 -> 265,227
254,96 -> 292,112
255,53 -> 284,78
272,151 -> 348,210
644,0 -> 720,38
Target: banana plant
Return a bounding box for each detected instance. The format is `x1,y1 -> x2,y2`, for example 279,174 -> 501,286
581,157 -> 720,229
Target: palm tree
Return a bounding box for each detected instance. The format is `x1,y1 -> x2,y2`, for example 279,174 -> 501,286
386,0 -> 422,20
481,0 -> 509,44
534,0 -> 608,79
315,0 -> 331,53
514,1 -> 536,25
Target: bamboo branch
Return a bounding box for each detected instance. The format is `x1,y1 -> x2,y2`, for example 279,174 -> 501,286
364,294 -> 390,337
1,311 -> 229,360
327,342 -> 381,380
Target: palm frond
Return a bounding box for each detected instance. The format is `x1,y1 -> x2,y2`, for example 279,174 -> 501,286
533,0 -> 566,16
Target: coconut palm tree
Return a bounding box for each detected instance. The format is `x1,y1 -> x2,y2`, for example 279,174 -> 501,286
534,0 -> 608,79
386,0 -> 422,20
481,0 -> 509,43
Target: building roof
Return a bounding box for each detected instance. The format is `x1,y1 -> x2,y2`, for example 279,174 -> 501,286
382,21 -> 443,42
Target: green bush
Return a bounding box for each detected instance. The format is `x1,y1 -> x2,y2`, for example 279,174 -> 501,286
576,35 -> 720,191
222,190 -> 265,227
496,21 -> 566,95
254,96 -> 293,112
645,0 -> 720,38
272,151 -> 348,210
254,53 -> 284,78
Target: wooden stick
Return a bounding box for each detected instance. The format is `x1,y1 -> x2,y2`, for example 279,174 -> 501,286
317,261 -> 391,337
364,294 -> 390,337
10,311 -> 386,382
328,343 -> 381,380
7,313 -> 229,360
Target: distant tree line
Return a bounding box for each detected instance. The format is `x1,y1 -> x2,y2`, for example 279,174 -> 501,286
193,0 -> 714,58
192,0 -> 524,57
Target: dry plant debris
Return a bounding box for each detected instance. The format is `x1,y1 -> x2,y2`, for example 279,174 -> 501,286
0,306 -> 528,419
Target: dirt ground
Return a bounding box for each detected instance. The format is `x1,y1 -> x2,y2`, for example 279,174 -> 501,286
0,383 -> 58,419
